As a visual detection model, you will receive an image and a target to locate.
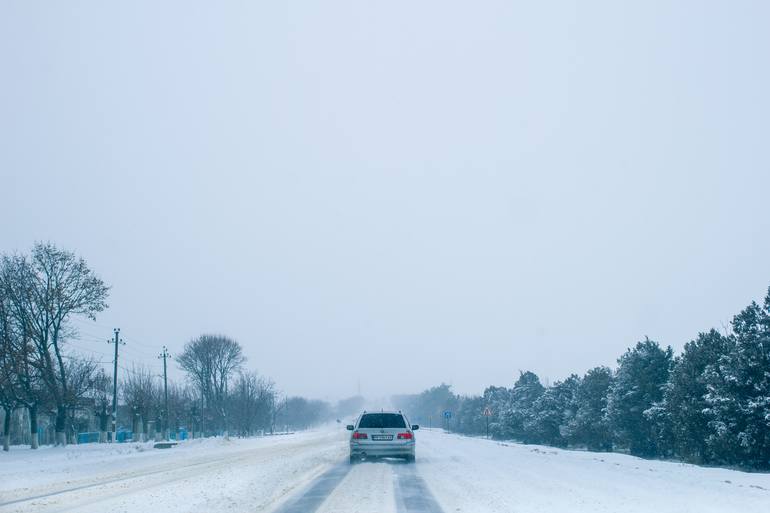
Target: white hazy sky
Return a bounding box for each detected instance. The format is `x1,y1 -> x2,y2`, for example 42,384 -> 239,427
2,1 -> 769,401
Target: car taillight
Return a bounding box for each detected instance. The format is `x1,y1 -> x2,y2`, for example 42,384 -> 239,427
397,432 -> 413,440
352,431 -> 367,439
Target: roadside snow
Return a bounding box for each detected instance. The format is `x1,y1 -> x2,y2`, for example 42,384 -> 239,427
0,429 -> 346,512
2,427 -> 768,513
417,429 -> 770,513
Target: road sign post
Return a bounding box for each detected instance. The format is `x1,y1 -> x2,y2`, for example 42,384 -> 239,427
482,407 -> 493,439
443,410 -> 452,430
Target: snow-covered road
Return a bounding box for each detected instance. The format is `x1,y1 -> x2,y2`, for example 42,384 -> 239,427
1,427 -> 768,513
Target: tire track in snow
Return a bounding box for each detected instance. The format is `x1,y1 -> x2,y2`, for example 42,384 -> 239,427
271,458 -> 444,513
393,463 -> 445,513
270,464 -> 352,513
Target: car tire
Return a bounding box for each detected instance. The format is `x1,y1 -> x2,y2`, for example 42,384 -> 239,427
349,454 -> 357,464
405,454 -> 415,463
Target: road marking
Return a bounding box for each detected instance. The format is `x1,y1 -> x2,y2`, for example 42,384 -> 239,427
270,464 -> 352,513
393,463 -> 445,513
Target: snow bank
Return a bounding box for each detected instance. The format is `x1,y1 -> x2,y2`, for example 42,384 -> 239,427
418,429 -> 770,513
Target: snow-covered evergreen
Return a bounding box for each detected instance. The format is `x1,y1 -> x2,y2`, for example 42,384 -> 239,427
662,329 -> 733,463
398,287 -> 770,470
704,295 -> 770,468
606,338 -> 673,457
564,366 -> 613,450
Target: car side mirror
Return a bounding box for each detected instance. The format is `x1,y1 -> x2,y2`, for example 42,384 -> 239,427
346,424 -> 354,431
412,425 -> 419,431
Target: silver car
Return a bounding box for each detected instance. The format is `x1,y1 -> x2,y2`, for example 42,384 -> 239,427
347,411 -> 419,463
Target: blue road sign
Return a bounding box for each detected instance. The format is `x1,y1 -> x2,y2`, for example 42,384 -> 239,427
443,410 -> 452,419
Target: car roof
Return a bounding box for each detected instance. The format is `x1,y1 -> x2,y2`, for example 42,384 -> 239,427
360,410 -> 404,415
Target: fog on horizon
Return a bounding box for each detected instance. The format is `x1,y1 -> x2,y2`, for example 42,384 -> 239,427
2,1 -> 769,402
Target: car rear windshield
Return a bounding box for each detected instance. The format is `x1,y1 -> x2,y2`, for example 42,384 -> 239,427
358,413 -> 407,429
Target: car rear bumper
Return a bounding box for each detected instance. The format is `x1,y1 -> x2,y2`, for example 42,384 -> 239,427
350,442 -> 414,457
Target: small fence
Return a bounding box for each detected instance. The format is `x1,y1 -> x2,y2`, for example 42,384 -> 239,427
75,429 -> 189,444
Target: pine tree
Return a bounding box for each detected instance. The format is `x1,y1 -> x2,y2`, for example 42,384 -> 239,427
564,366 -> 613,450
527,375 -> 580,446
660,329 -> 733,463
704,289 -> 770,468
500,371 -> 544,442
607,339 -> 673,457
454,395 -> 486,435
482,385 -> 512,439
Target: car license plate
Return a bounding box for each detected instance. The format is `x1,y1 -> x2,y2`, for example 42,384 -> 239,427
371,434 -> 393,441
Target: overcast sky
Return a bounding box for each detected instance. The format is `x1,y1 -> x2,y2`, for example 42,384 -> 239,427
2,1 -> 769,401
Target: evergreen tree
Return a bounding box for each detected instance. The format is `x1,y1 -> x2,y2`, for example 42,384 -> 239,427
482,385 -> 512,438
607,339 -> 673,457
527,375 -> 580,446
661,329 -> 733,463
564,366 -> 613,450
499,371 -> 544,442
394,285 -> 770,470
392,383 -> 458,427
704,290 -> 770,468
453,395 -> 486,435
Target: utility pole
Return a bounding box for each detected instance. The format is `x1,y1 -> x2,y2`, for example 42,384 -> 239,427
190,405 -> 197,440
158,346 -> 171,440
223,375 -> 229,440
108,328 -> 123,442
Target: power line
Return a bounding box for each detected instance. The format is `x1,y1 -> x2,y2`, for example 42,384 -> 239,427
73,329 -> 111,341
68,340 -> 159,368
66,343 -> 112,358
68,317 -> 115,330
117,363 -> 162,378
119,345 -> 157,361
71,336 -> 159,363
120,337 -> 158,351
73,335 -> 111,344
61,354 -> 112,364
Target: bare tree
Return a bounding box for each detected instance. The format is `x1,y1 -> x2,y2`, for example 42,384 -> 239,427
166,381 -> 196,438
1,244 -> 109,446
64,356 -> 100,443
231,371 -> 275,436
276,397 -> 331,431
8,335 -> 48,449
0,362 -> 16,451
0,288 -> 18,451
121,365 -> 159,442
1,261 -> 22,450
0,256 -> 49,449
177,334 -> 245,435
270,395 -> 287,435
91,369 -> 111,443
